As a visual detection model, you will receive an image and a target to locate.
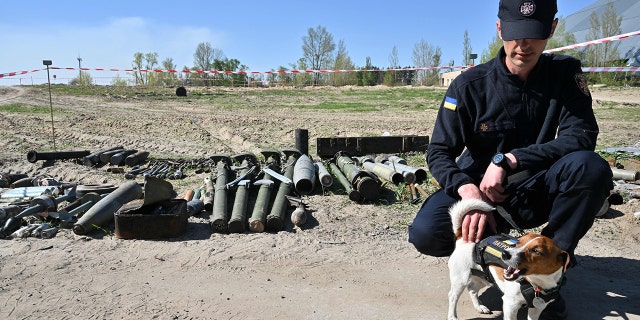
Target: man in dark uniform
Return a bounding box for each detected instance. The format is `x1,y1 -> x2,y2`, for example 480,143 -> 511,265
407,0 -> 613,318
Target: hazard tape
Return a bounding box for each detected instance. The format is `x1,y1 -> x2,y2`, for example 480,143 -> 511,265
0,69 -> 42,78
48,65 -> 468,75
544,30 -> 640,53
582,66 -> 639,73
2,30 -> 639,79
3,65 -> 638,79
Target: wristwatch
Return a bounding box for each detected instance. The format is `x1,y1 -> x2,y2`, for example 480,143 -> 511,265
491,153 -> 511,171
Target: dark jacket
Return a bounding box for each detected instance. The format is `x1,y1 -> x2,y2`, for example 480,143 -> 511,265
427,48 -> 598,198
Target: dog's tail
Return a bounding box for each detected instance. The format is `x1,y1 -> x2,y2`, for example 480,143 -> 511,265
449,199 -> 495,233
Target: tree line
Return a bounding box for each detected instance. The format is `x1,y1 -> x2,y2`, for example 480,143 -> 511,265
72,3 -> 631,87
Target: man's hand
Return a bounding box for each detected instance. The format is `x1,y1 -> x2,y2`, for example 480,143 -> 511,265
480,153 -> 517,203
457,183 -> 497,243
461,209 -> 497,243
479,164 -> 509,203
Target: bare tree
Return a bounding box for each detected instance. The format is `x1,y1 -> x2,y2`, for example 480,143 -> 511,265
389,46 -> 399,68
385,46 -> 400,86
412,39 -> 440,86
193,42 -> 225,85
302,25 -> 335,85
462,30 -> 473,66
193,42 -> 223,70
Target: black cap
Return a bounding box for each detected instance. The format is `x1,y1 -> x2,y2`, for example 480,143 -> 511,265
498,0 -> 557,41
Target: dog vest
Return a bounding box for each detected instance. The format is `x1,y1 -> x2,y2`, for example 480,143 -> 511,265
472,234 -> 565,308
473,233 -> 517,282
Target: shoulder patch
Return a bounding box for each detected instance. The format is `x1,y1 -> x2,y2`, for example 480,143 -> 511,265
443,96 -> 457,111
575,73 -> 591,97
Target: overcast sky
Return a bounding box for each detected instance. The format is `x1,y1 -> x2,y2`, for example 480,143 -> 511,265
0,0 -> 590,85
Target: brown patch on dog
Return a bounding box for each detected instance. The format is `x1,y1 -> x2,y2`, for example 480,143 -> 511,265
514,233 -> 568,275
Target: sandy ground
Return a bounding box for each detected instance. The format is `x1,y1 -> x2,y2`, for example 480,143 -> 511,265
0,85 -> 639,320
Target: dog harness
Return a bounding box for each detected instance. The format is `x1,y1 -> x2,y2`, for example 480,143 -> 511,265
473,233 -> 517,283
472,233 -> 565,308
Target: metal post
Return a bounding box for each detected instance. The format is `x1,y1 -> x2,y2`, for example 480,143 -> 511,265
43,60 -> 56,151
77,56 -> 82,81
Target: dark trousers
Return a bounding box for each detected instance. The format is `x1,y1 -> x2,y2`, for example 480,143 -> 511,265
408,151 -> 613,265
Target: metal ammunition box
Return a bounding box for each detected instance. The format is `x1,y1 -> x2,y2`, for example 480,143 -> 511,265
114,199 -> 187,239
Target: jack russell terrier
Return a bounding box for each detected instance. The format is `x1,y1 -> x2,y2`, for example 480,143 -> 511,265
446,199 -> 569,320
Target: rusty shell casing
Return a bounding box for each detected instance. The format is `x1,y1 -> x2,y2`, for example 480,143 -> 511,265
202,176 -> 215,211
73,181 -> 143,235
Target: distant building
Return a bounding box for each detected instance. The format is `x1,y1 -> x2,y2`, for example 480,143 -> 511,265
440,70 -> 465,87
564,0 -> 640,66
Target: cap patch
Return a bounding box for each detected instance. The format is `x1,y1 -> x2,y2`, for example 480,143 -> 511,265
575,73 -> 591,97
520,1 -> 536,16
443,96 -> 457,111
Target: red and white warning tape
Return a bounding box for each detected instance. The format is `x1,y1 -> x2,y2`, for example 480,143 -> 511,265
582,66 -> 639,73
0,69 -> 42,79
544,30 -> 640,53
2,31 -> 639,79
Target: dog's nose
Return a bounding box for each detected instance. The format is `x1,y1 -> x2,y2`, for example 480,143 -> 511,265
502,250 -> 511,260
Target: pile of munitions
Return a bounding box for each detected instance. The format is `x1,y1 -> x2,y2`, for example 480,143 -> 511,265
0,147 -> 430,240
26,147 -> 149,167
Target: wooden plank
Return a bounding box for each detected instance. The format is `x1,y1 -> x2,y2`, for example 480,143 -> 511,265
316,135 -> 429,158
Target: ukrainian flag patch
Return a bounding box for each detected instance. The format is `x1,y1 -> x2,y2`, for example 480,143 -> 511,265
443,96 -> 457,111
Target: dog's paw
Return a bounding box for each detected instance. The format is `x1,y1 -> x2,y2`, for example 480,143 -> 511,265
475,304 -> 491,314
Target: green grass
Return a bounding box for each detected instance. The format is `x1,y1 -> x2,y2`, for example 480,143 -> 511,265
594,102 -> 640,121
0,103 -> 53,114
36,84 -> 446,112
304,102 -> 379,112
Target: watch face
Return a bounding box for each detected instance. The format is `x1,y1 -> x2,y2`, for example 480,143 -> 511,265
493,153 -> 504,164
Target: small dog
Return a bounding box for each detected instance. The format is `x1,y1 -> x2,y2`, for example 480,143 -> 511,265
446,199 -> 569,320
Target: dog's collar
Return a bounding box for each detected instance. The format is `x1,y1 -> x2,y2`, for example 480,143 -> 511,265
519,275 -> 566,308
